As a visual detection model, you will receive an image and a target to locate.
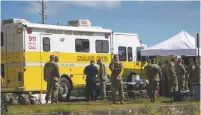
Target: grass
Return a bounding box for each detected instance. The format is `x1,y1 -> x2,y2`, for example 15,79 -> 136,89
7,97 -> 199,115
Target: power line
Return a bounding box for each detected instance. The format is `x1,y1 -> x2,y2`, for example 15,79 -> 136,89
38,0 -> 47,24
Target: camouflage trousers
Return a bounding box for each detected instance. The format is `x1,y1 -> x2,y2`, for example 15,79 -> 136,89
45,80 -> 59,103
168,77 -> 178,94
1,93 -> 8,114
148,79 -> 159,102
100,81 -> 106,100
111,78 -> 124,103
185,74 -> 189,90
177,75 -> 185,91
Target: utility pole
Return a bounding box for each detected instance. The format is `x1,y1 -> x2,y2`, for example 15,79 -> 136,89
196,32 -> 201,84
38,0 -> 47,24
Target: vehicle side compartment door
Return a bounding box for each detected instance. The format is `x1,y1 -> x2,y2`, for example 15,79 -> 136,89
40,34 -> 52,91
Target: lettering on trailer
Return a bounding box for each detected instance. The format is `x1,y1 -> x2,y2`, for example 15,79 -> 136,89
28,36 -> 36,49
77,56 -> 108,62
46,30 -> 94,36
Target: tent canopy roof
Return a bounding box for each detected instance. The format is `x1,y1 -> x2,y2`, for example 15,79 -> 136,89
141,31 -> 197,56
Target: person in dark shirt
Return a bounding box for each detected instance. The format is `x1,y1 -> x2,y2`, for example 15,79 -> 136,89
84,60 -> 98,102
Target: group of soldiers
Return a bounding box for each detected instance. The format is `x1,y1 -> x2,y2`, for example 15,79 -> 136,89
84,54 -> 124,104
144,57 -> 199,103
1,54 -> 199,114
43,54 -> 124,104
44,54 -> 199,104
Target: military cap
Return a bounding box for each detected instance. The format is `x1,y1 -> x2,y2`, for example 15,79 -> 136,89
189,58 -> 194,61
113,54 -> 118,58
50,54 -> 56,60
165,60 -> 169,64
97,58 -> 102,63
177,58 -> 182,62
147,59 -> 151,63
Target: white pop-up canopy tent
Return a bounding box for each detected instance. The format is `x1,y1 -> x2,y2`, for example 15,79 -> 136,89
141,31 -> 197,56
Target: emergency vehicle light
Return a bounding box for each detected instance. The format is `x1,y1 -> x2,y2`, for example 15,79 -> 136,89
27,28 -> 32,34
17,28 -> 22,34
105,33 -> 109,39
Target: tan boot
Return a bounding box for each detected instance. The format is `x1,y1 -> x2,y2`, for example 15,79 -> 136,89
120,101 -> 124,105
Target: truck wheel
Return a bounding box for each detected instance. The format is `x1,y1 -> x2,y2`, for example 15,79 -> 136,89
59,77 -> 71,102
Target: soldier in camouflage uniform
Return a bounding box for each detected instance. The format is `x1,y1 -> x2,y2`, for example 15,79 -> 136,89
175,58 -> 186,91
164,60 -> 170,97
52,56 -> 60,103
97,59 -> 107,101
194,60 -> 199,83
181,60 -> 189,90
168,58 -> 178,95
144,59 -> 153,98
187,58 -> 196,91
55,56 -> 59,64
1,76 -> 8,114
149,58 -> 162,103
109,54 -> 124,104
44,55 -> 60,104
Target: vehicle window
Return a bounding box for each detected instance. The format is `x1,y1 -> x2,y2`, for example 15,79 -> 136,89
75,39 -> 90,52
136,47 -> 141,61
43,37 -> 50,52
1,64 -> 4,78
96,40 -> 109,53
118,46 -> 127,61
1,32 -> 4,47
128,47 -> 133,61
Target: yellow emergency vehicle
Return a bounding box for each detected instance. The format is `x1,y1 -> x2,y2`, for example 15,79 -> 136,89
1,19 -> 147,101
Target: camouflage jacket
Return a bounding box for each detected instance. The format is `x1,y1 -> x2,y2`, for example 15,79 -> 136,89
44,61 -> 60,82
149,64 -> 162,81
98,63 -> 107,81
187,63 -> 196,76
163,64 -> 170,78
144,64 -> 152,79
175,63 -> 186,76
109,61 -> 123,78
168,62 -> 177,79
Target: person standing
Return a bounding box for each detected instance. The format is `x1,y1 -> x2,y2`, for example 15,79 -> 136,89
109,54 -> 124,104
182,60 -> 189,90
167,58 -> 178,95
158,62 -> 165,96
144,59 -> 153,98
44,55 -> 60,104
175,58 -> 186,91
1,75 -> 8,114
163,60 -> 170,97
194,60 -> 200,83
84,60 -> 98,102
51,56 -> 60,103
187,58 -> 196,91
150,58 -> 162,103
97,59 -> 107,101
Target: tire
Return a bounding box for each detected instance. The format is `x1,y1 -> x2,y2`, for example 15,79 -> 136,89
59,77 -> 71,102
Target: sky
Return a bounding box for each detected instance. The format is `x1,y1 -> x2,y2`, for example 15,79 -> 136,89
1,1 -> 200,46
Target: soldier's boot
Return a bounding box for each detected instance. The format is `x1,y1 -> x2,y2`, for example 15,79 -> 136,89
112,99 -> 118,104
153,98 -> 156,103
102,97 -> 107,102
150,98 -> 153,103
120,100 -> 124,105
51,97 -> 56,104
45,99 -> 49,104
55,98 -> 58,103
